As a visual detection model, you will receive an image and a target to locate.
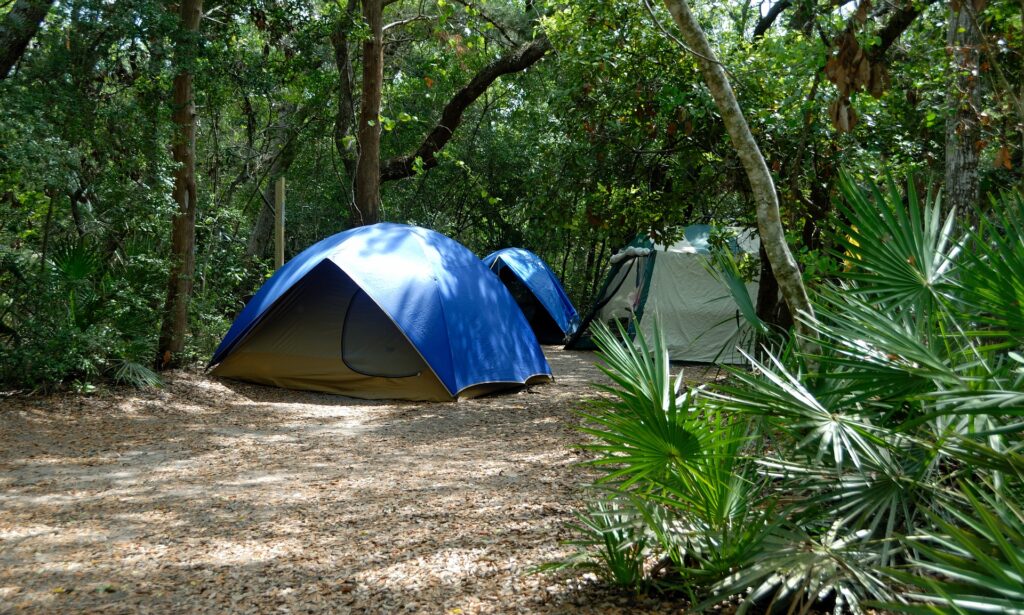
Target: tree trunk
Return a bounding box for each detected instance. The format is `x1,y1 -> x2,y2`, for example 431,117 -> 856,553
661,0 -> 815,342
353,0 -> 383,226
755,243 -> 793,335
0,0 -> 55,79
157,0 -> 203,370
944,0 -> 981,218
331,0 -> 358,171
245,103 -> 309,259
330,0 -> 360,219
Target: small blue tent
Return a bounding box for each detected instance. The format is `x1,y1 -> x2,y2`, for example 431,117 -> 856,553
482,248 -> 579,344
211,223 -> 552,401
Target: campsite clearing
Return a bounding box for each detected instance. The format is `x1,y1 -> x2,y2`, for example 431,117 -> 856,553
0,347 -> 725,614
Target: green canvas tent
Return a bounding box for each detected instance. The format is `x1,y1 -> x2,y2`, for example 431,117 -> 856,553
566,225 -> 760,364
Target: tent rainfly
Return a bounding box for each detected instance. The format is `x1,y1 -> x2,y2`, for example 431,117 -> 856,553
211,223 -> 552,401
482,248 -> 580,344
566,225 -> 760,364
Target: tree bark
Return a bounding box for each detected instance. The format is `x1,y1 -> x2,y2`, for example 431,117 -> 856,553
755,243 -> 793,335
381,36 -> 552,182
0,0 -> 55,79
157,0 -> 203,370
353,0 -> 384,226
868,0 -> 938,63
944,0 -> 981,218
331,0 -> 359,175
661,0 -> 815,341
330,0 -> 360,220
752,0 -> 791,39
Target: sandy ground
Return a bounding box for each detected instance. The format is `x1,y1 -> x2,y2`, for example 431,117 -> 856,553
0,348 -> 725,614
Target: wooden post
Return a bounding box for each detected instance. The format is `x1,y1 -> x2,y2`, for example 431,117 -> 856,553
274,176 -> 285,269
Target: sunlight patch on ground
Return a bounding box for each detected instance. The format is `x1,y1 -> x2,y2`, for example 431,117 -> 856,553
200,538 -> 304,565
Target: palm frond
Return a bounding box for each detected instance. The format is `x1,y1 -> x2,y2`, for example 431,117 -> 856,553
113,360 -> 162,388
886,482 -> 1024,614
537,496 -> 650,590
955,191 -> 1024,346
836,170 -> 960,313
704,524 -> 901,615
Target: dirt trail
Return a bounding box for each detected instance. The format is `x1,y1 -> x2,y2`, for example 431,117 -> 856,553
1,348 -> 722,614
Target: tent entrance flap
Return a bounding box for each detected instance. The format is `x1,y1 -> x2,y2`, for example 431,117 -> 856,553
342,289 -> 427,377
211,259 -> 451,400
566,254 -> 649,350
497,267 -> 564,344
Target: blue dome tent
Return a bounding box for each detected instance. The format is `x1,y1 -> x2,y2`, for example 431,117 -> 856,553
482,248 -> 579,344
211,224 -> 552,401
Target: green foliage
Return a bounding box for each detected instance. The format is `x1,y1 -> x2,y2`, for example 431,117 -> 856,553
835,171 -> 959,313
555,173 -> 1024,612
114,361 -> 163,389
707,175 -> 1023,611
551,319 -> 776,599
888,480 -> 1024,614
957,192 -> 1024,346
0,235 -> 165,389
539,496 -> 650,591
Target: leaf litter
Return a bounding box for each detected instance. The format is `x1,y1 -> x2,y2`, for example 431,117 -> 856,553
0,347 -> 725,614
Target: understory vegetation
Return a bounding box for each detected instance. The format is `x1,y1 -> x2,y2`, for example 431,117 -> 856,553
553,175 -> 1024,614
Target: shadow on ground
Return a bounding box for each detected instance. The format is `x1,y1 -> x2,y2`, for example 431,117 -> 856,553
0,348 -> 700,614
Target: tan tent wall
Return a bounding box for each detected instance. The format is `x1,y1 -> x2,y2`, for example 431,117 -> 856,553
593,229 -> 759,364
212,260 -> 453,401
636,253 -> 758,364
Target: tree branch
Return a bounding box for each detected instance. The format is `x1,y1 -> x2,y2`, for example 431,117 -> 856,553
0,0 -> 56,79
383,14 -> 431,32
451,0 -> 518,45
752,0 -> 791,39
380,35 -> 552,182
867,0 -> 937,62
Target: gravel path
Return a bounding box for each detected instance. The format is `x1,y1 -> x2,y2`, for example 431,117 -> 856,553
0,348 -> 723,614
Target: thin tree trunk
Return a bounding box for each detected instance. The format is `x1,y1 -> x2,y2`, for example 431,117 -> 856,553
39,190 -> 55,273
245,103 -> 309,259
944,0 -> 981,218
353,0 -> 383,225
0,0 -> 55,79
331,0 -> 358,172
330,0 -> 359,219
591,237 -> 608,300
583,234 -> 598,307
560,228 -> 571,281
157,0 -> 203,370
69,187 -> 86,238
661,0 -> 815,343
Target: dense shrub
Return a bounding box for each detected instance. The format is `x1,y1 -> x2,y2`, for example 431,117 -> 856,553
552,174 -> 1024,614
